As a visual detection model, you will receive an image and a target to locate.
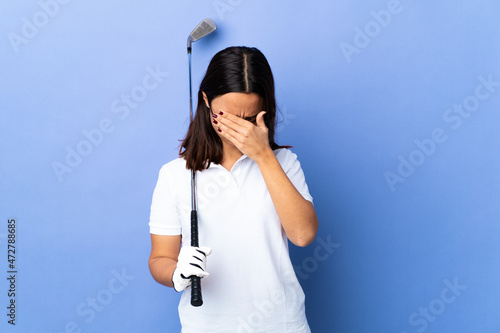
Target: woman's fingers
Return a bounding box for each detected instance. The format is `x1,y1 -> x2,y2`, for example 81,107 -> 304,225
216,119 -> 241,144
217,111 -> 252,132
215,111 -> 271,160
216,110 -> 267,135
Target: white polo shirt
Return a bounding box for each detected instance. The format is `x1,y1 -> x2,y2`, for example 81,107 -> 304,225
149,148 -> 313,333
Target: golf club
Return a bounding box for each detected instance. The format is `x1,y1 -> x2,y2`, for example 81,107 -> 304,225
187,18 -> 217,307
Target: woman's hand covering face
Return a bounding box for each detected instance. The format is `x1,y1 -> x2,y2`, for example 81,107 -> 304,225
214,110 -> 270,161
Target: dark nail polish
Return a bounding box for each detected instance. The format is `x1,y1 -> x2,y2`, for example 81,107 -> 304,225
212,113 -> 217,118
219,111 -> 224,115
217,128 -> 222,132
213,119 -> 218,124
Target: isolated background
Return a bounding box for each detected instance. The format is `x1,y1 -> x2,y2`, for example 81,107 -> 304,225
1,0 -> 500,332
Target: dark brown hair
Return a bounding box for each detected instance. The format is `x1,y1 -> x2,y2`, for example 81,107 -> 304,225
180,46 -> 289,171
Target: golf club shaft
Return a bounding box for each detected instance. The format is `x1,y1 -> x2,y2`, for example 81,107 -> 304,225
188,51 -> 193,121
188,38 -> 202,308
187,18 -> 216,308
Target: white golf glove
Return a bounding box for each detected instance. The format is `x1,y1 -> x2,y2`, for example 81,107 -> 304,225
172,246 -> 212,292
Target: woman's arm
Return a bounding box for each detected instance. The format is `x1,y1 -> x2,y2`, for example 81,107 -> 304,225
256,150 -> 318,247
148,234 -> 181,288
216,111 -> 318,247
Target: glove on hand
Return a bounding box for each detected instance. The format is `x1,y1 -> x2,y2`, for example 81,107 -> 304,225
172,246 -> 212,292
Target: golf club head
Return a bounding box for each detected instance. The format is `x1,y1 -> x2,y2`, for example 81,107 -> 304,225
187,18 -> 217,51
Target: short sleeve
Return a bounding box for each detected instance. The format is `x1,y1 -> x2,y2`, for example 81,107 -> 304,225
276,149 -> 314,203
148,164 -> 182,235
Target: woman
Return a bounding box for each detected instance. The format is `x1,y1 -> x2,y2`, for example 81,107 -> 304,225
149,46 -> 318,332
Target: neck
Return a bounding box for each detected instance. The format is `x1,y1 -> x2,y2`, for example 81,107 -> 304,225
220,141 -> 243,171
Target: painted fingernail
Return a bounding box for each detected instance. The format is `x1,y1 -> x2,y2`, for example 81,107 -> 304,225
213,119 -> 218,124
219,111 -> 224,115
212,113 -> 217,118
217,127 -> 222,132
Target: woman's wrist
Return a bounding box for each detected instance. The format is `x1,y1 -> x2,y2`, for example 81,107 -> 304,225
254,148 -> 277,168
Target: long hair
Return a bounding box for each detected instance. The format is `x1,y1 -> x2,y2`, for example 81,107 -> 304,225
180,46 -> 289,171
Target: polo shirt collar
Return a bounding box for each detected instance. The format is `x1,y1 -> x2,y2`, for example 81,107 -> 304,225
208,154 -> 249,172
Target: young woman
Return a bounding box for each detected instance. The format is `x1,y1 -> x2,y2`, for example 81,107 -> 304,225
149,46 -> 318,332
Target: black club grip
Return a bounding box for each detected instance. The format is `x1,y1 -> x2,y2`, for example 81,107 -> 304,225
190,210 -> 203,307
191,276 -> 203,306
